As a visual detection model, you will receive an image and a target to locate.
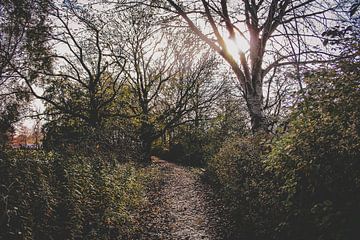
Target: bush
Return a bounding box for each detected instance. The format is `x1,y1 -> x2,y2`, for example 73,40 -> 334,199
163,128 -> 209,166
207,135 -> 282,239
266,65 -> 360,240
164,120 -> 248,167
0,150 -> 55,239
0,150 -> 150,240
42,119 -> 141,163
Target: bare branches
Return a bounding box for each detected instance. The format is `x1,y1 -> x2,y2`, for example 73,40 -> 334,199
166,0 -> 222,54
153,0 -> 351,132
6,2 -> 131,127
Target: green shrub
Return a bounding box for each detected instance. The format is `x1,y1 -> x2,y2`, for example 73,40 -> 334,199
42,119 -> 141,164
164,128 -> 209,166
165,122 -> 248,166
207,135 -> 282,239
266,65 -> 360,240
0,150 -> 55,240
0,150 -> 149,240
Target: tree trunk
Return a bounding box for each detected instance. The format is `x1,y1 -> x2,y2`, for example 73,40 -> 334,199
141,138 -> 152,163
140,121 -> 155,163
246,92 -> 268,133
246,70 -> 269,133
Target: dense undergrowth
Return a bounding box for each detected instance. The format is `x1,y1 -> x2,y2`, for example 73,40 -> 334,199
0,150 -> 159,240
207,61 -> 360,240
207,135 -> 282,239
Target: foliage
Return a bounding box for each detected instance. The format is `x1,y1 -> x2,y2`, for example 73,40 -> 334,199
207,135 -> 282,239
42,113 -> 141,163
0,150 -> 152,240
266,60 -> 360,239
0,0 -> 50,148
162,127 -> 209,166
0,0 -> 51,76
0,102 -> 21,148
160,91 -> 249,166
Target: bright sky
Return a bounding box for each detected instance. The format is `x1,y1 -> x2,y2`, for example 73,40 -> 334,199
221,28 -> 250,60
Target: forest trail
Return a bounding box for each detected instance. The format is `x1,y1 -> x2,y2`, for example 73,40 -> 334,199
138,157 -> 236,240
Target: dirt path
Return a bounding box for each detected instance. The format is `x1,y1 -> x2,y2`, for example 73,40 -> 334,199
138,159 -> 236,240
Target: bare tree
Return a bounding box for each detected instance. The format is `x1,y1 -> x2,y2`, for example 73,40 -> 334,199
128,0 -> 353,133
111,6 -> 223,160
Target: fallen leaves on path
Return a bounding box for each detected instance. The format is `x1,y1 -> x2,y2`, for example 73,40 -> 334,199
136,158 -> 239,240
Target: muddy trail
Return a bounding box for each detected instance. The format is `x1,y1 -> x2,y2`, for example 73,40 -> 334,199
137,158 -> 239,240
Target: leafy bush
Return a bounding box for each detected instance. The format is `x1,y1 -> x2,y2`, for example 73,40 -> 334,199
266,63 -> 360,240
0,102 -> 24,149
0,150 -> 55,239
151,127 -> 212,166
207,135 -> 282,239
0,150 -> 150,240
42,118 -> 141,163
164,116 -> 249,167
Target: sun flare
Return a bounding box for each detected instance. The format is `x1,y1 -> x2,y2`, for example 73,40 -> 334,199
223,32 -> 250,60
